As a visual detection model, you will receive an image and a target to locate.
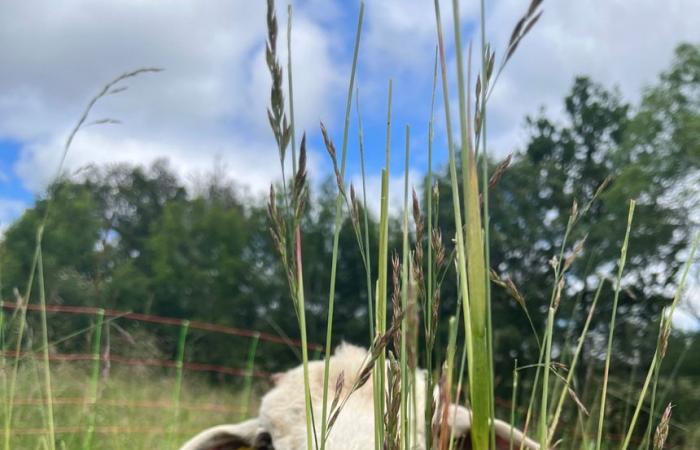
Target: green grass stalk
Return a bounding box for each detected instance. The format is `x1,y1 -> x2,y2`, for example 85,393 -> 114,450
619,231 -> 699,450
36,243 -> 56,450
4,235 -> 41,450
594,200 -> 636,450
424,47 -> 438,450
169,320 -> 189,448
538,306 -> 555,448
400,125 -> 411,450
433,0 -> 475,407
448,293 -> 468,450
319,6 -> 364,449
444,316 -> 458,450
294,230 -> 315,450
355,88 -> 375,341
510,360 -> 519,450
82,308 -> 104,450
640,352 -> 661,450
287,4 -> 297,177
448,0 -> 492,446
240,332 -> 260,421
518,339 -> 545,450
548,280 -> 605,438
477,0 -> 497,446
549,256 -> 595,410
373,79 -> 392,450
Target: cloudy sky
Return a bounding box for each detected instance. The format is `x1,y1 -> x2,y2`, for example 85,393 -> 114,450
0,1 -> 698,323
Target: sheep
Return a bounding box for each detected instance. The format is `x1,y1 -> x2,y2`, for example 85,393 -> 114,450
181,343 -> 540,450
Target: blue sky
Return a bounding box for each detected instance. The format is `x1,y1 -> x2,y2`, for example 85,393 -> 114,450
0,140 -> 31,202
0,140 -> 32,228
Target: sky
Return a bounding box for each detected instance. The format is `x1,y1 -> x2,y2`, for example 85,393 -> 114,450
0,0 -> 698,325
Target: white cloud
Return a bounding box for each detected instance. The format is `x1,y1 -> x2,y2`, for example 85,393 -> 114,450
359,0 -> 700,156
0,0 -> 343,196
482,0 -> 700,154
5,0 -> 698,195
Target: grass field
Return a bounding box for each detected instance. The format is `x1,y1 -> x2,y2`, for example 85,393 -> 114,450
1,362 -> 259,450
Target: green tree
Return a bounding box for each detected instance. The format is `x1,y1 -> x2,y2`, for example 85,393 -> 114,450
1,181 -> 102,305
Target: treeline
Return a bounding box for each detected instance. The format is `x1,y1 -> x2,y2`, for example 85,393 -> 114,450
1,44 -> 698,401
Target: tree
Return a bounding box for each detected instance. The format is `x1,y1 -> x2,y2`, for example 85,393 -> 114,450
1,181 -> 102,305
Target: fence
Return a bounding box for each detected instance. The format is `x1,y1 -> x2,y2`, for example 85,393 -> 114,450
0,301 -> 681,448
0,299 -> 323,447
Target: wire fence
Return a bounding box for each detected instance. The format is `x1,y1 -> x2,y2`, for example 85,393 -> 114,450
1,300 -> 322,351
0,301 -> 679,448
0,299 -> 321,446
1,350 -> 272,378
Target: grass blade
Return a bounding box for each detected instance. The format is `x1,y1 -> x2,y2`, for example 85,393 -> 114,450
595,200 -> 636,450
319,5 -> 364,448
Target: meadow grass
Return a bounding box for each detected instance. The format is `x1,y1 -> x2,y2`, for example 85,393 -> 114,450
0,363 -> 250,450
1,0 -> 699,449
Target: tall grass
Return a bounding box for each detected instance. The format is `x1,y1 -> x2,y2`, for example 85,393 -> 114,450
318,5 -> 364,450
3,0 -> 698,449
264,0 -> 699,449
595,201 -> 636,450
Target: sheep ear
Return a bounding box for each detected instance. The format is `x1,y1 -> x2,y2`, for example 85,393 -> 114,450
179,418 -> 261,450
446,404 -> 472,437
492,418 -> 541,450
445,409 -> 542,450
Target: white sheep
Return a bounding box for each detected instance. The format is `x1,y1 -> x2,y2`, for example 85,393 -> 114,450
181,343 -> 540,450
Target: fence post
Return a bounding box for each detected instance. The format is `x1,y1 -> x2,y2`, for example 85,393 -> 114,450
82,308 -> 104,450
169,320 -> 189,447
240,332 -> 260,421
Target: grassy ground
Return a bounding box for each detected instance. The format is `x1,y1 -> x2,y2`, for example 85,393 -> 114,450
1,361 -> 258,450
